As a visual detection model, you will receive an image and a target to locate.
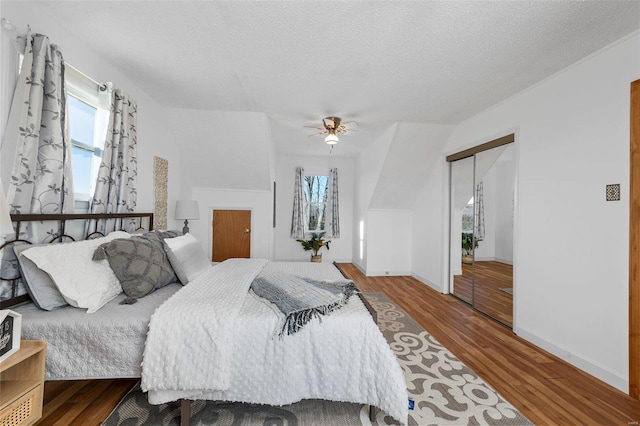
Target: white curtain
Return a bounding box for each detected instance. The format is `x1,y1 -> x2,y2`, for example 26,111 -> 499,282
475,181 -> 485,241
89,89 -> 138,233
326,167 -> 340,238
1,33 -> 72,300
290,166 -> 305,239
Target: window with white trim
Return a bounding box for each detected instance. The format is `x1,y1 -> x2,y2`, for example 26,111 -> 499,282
303,174 -> 329,233
65,66 -> 106,210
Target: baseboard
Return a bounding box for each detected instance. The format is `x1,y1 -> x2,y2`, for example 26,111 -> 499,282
473,256 -> 514,265
514,326 -> 628,393
366,270 -> 411,277
411,272 -> 442,293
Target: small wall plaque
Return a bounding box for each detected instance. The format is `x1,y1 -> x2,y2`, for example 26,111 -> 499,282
606,184 -> 621,201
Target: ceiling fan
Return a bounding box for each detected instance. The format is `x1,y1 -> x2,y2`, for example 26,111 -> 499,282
305,116 -> 358,145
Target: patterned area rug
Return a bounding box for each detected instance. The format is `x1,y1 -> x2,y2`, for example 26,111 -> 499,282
102,389 -> 368,426
103,292 -> 531,426
366,292 -> 530,426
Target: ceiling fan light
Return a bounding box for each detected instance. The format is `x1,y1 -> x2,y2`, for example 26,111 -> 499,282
325,134 -> 339,145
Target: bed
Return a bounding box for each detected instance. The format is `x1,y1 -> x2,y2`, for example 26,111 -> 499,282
1,213 -> 408,425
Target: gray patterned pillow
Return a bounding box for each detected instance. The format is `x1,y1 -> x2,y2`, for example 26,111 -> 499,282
93,233 -> 177,300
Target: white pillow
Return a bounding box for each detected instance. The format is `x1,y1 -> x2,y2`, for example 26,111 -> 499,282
164,233 -> 211,284
21,231 -> 132,313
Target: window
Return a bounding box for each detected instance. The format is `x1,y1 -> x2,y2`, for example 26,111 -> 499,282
68,96 -> 98,199
303,174 -> 329,232
461,197 -> 474,233
65,66 -> 105,210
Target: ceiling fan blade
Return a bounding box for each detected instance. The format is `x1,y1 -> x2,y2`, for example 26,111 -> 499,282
341,121 -> 358,129
307,131 -> 327,137
336,127 -> 358,135
304,125 -> 324,129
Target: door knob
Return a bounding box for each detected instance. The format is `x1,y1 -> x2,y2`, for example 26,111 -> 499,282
244,229 -> 251,234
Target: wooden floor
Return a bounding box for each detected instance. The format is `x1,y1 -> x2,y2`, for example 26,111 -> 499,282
453,260 -> 514,326
36,264 -> 640,425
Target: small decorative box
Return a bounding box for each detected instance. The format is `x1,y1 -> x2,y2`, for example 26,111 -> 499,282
0,309 -> 22,362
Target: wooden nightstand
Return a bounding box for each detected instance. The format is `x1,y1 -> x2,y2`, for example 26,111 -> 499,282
0,340 -> 46,426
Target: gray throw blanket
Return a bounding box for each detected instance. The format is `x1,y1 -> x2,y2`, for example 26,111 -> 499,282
250,271 -> 357,336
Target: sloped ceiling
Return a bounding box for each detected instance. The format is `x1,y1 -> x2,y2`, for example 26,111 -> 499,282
165,109 -> 273,191
8,1 -> 640,158
369,123 -> 452,209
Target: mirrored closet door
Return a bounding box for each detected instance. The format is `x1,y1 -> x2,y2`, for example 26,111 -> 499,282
448,136 -> 515,327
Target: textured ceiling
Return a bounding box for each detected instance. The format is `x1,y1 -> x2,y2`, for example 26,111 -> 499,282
9,1 -> 640,157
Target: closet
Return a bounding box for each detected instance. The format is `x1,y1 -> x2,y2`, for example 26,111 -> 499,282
447,135 -> 515,327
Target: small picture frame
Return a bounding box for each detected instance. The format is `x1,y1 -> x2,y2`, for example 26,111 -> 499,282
0,309 -> 22,362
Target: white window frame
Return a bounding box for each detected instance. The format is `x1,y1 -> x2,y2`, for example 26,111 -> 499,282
303,173 -> 329,234
65,65 -> 104,211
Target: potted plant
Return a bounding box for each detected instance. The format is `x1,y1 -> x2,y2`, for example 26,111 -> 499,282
461,232 -> 478,264
296,232 -> 331,262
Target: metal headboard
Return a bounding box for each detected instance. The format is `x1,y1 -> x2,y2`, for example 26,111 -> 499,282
0,212 -> 154,309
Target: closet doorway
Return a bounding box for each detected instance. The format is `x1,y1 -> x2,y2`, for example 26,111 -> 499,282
447,135 -> 515,327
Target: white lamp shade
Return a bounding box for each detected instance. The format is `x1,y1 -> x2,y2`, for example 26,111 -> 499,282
0,177 -> 14,236
175,200 -> 200,220
325,134 -> 339,145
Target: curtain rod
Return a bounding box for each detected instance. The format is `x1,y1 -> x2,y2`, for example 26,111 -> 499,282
1,18 -> 107,92
67,64 -> 108,92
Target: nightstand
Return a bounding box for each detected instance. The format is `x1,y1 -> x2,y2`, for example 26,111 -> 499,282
0,340 -> 46,426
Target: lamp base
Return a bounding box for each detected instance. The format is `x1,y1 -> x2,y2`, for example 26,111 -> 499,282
182,220 -> 189,234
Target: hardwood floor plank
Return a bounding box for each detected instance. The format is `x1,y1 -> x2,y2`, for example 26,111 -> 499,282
36,379 -> 135,426
74,379 -> 137,425
39,380 -> 93,423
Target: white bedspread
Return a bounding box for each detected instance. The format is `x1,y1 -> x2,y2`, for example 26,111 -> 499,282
15,283 -> 182,380
141,260 -> 408,424
141,258 -> 268,392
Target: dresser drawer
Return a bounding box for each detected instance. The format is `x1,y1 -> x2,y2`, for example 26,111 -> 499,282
0,384 -> 43,426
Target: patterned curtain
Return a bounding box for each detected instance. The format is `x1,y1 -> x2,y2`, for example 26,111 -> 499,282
290,167 -> 305,239
5,33 -> 73,219
475,181 -> 485,241
89,89 -> 138,233
1,33 -> 72,300
326,168 -> 340,238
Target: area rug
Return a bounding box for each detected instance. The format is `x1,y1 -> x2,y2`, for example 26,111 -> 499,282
102,388 -> 368,426
103,293 -> 531,426
499,287 -> 514,295
365,292 -> 530,426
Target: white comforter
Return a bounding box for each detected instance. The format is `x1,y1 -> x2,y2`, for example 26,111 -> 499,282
141,259 -> 408,424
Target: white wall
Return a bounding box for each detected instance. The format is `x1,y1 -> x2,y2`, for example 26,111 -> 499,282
353,125 -> 396,272
274,153 -> 354,263
0,3 -> 182,217
355,122 -> 452,277
411,159 -> 448,290
431,32 -> 640,392
366,209 -> 412,276
166,109 -> 273,194
189,187 -> 273,260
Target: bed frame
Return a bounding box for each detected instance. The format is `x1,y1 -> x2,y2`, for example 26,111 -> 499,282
2,213 -> 381,424
0,212 -> 154,309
